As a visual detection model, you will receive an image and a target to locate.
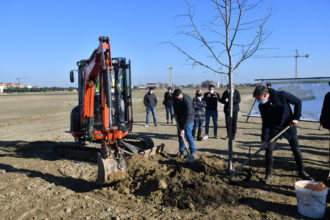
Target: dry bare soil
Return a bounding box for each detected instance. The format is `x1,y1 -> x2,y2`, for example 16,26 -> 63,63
0,88 -> 329,219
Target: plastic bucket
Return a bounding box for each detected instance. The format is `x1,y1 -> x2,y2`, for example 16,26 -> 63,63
295,180 -> 328,218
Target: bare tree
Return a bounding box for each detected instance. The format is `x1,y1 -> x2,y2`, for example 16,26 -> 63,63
170,0 -> 271,172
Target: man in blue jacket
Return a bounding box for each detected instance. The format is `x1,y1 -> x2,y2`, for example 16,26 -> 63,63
253,85 -> 313,184
173,89 -> 197,158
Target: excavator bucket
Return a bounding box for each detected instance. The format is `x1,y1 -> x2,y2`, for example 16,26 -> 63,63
97,153 -> 127,184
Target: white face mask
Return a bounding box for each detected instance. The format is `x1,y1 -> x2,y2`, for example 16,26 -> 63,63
168,90 -> 172,93
197,97 -> 202,101
227,88 -> 230,93
150,91 -> 153,94
210,90 -> 214,94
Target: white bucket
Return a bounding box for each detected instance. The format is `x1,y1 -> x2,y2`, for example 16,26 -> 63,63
295,180 -> 328,218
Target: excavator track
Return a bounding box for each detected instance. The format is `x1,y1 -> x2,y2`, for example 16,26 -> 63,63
53,135 -> 161,163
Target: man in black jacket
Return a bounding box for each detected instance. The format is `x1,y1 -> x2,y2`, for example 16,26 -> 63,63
320,82 -> 330,181
320,82 -> 330,131
163,87 -> 174,124
253,85 -> 313,184
173,89 -> 197,157
143,88 -> 158,127
220,84 -> 241,140
203,84 -> 221,139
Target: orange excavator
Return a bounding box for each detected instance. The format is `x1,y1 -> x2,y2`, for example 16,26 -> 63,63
55,37 -> 160,184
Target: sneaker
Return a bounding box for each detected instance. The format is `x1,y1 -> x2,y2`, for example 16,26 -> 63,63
154,124 -> 158,126
224,136 -> 229,140
203,135 -> 208,140
214,136 -> 220,139
299,171 -> 314,181
167,120 -> 169,124
232,136 -> 236,140
144,124 -> 149,127
260,175 -> 273,184
197,137 -> 203,141
171,120 -> 173,124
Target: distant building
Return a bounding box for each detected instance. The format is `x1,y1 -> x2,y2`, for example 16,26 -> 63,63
146,83 -> 158,89
0,82 -> 7,89
146,82 -> 169,89
24,84 -> 32,89
0,86 -> 3,93
137,85 -> 147,89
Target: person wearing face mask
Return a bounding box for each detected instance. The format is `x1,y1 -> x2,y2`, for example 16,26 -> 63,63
192,89 -> 207,141
163,87 -> 174,124
143,87 -> 158,127
173,89 -> 197,158
203,84 -> 221,139
253,85 -> 313,184
220,84 -> 241,140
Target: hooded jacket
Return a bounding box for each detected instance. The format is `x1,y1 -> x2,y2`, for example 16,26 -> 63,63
258,89 -> 302,142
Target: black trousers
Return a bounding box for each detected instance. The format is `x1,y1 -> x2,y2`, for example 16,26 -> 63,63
265,135 -> 304,176
225,111 -> 238,137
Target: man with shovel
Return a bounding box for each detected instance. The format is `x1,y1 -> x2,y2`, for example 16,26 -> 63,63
253,85 -> 313,184
173,88 -> 197,160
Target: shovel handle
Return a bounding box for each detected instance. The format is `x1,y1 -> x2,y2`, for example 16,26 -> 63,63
229,125 -> 291,179
174,116 -> 191,156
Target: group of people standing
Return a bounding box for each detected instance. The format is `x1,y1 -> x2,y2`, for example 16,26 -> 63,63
144,84 -> 241,141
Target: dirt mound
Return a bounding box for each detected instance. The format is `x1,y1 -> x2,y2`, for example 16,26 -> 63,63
112,153 -> 239,211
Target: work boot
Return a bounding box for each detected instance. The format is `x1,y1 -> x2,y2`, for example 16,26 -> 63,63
260,175 -> 273,185
299,171 -> 314,181
167,120 -> 169,124
177,151 -> 185,160
197,130 -> 202,141
171,119 -> 173,124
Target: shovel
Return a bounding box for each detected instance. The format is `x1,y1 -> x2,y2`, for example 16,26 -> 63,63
174,116 -> 195,163
181,135 -> 195,163
229,125 -> 291,179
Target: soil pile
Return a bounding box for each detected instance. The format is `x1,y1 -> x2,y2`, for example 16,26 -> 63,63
112,153 -> 239,211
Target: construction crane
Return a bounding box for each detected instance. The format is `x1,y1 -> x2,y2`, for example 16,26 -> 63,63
16,76 -> 27,85
253,49 -> 309,78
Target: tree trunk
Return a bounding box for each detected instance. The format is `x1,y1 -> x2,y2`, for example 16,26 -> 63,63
228,67 -> 233,173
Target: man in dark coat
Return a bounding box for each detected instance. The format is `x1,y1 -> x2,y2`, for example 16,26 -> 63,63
220,84 -> 241,140
163,87 -> 174,124
203,84 -> 221,139
143,87 -> 158,127
320,82 -> 330,130
320,82 -> 330,181
173,89 -> 196,157
192,89 -> 207,141
253,85 -> 313,184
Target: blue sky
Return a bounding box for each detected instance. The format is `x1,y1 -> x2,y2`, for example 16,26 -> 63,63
0,0 -> 329,87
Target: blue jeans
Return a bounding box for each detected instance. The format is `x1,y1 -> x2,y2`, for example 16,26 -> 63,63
165,105 -> 173,120
146,106 -> 157,125
205,110 -> 218,136
178,122 -> 196,154
192,119 -> 204,137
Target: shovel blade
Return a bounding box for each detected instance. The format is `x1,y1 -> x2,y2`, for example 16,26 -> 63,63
97,153 -> 127,184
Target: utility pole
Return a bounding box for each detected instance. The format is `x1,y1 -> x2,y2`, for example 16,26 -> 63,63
253,49 -> 309,78
168,66 -> 173,87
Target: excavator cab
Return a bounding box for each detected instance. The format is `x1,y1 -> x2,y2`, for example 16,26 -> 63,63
70,57 -> 132,143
